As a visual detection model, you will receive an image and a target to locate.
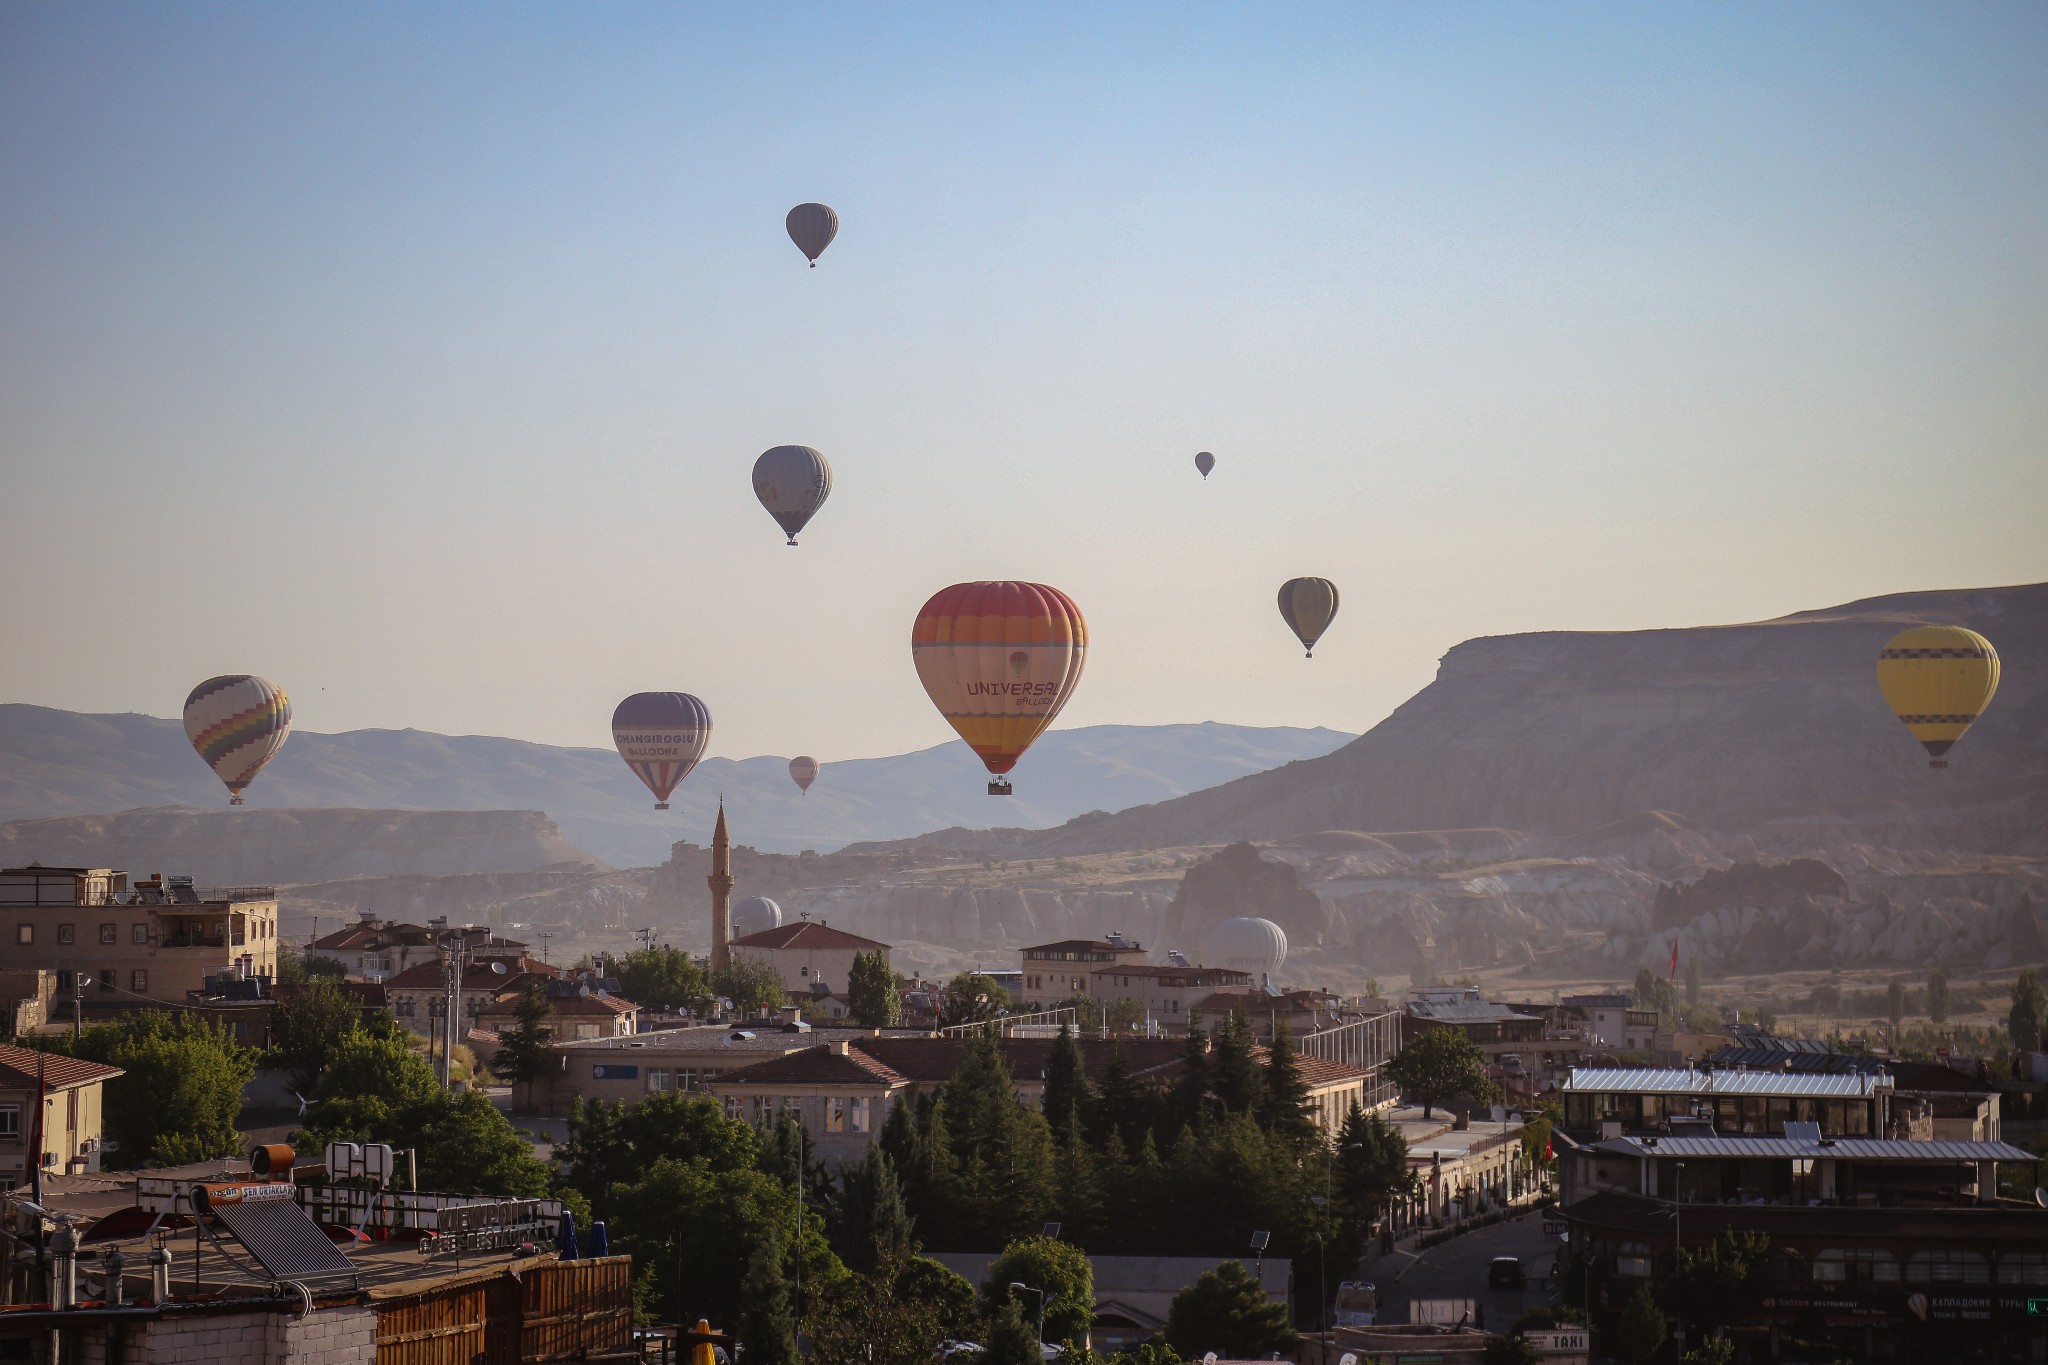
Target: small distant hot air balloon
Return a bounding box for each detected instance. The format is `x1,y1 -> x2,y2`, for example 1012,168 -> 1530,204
183,675 -> 292,805
788,756 -> 818,794
752,445 -> 833,546
786,203 -> 838,267
612,693 -> 712,809
1875,625 -> 2000,769
1277,577 -> 1339,657
913,582 -> 1087,795
1194,451 -> 1216,479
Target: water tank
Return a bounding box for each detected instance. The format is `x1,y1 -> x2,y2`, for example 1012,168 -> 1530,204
731,895 -> 784,940
1205,917 -> 1288,986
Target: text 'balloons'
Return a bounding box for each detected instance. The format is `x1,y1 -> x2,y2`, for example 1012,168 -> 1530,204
612,692 -> 712,809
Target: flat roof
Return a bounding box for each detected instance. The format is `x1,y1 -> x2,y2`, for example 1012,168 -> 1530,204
1593,1135 -> 2035,1162
1563,1066 -> 1891,1097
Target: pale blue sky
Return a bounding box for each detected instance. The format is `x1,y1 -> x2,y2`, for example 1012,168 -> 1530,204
3,3 -> 2044,762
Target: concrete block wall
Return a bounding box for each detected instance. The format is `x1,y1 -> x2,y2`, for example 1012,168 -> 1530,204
48,1304 -> 376,1365
269,1304 -> 376,1363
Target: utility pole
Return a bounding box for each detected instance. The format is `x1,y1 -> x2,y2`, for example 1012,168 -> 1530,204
71,973 -> 83,1043
540,931 -> 552,966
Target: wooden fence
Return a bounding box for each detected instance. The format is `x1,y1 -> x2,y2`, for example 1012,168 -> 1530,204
374,1255 -> 633,1365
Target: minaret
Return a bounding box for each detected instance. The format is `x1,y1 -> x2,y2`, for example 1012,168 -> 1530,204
707,801 -> 734,976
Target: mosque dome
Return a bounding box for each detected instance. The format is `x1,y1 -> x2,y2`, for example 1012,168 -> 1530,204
731,895 -> 784,940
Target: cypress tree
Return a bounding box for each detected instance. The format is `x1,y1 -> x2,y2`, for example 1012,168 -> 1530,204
1168,1012 -> 1211,1138
1211,1011 -> 1264,1116
1086,1043 -> 1142,1150
1042,1023 -> 1092,1142
736,1227 -> 800,1365
830,1143 -> 913,1274
1257,1020 -> 1318,1149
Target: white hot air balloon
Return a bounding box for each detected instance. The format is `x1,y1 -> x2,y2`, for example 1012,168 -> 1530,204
1205,917 -> 1288,989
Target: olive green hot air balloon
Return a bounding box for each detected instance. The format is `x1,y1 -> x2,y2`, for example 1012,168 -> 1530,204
1277,577 -> 1339,658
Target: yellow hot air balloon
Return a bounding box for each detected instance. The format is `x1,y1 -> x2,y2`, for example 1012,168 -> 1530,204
1875,625 -> 1999,768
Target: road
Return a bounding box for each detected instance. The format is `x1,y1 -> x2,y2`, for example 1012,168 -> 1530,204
1362,1211 -> 1561,1332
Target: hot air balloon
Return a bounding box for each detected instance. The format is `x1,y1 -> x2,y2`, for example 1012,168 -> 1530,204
786,203 -> 838,267
612,693 -> 712,809
183,675 -> 292,805
1194,451 -> 1215,479
788,756 -> 818,794
1876,625 -> 1999,769
913,582 -> 1087,795
752,445 -> 833,546
1277,577 -> 1339,657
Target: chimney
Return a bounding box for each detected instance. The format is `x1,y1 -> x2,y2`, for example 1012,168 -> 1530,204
147,1247 -> 171,1303
831,1039 -> 851,1056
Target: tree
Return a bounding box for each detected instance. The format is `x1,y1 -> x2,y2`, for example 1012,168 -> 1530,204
615,947 -> 710,1014
1612,1282 -> 1668,1364
1683,956 -> 1701,1009
494,984 -> 554,1111
934,1035 -> 1056,1245
1680,1338 -> 1735,1365
847,950 -> 901,1028
276,949 -> 346,986
1043,1024 -> 1092,1136
829,1143 -> 912,1275
1209,1012 -> 1263,1115
981,1236 -> 1095,1349
1256,1022 -> 1317,1149
736,1227 -> 799,1365
1335,1102 -> 1411,1228
268,979 -> 367,1096
1483,1338 -> 1541,1365
939,973 -> 1011,1027
714,955 -> 788,1018
1387,1026 -> 1498,1120
1163,1259 -> 1298,1358
1631,968 -> 1679,1028
2009,969 -> 2045,1053
413,1089 -> 553,1196
983,1298 -> 1042,1365
1927,969 -> 1951,1026
58,1014 -> 257,1167
810,1253 -> 966,1365
1886,979 -> 1907,1034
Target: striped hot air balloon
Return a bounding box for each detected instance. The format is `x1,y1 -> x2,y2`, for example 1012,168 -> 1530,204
1277,577 -> 1340,658
612,693 -> 712,809
1876,625 -> 2000,768
788,756 -> 818,794
913,582 -> 1087,795
183,675 -> 292,805
752,445 -> 833,546
786,203 -> 839,267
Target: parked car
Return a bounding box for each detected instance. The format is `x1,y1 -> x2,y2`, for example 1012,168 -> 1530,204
1488,1256 -> 1526,1288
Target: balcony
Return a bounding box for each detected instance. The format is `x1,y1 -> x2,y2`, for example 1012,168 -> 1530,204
160,935 -> 228,950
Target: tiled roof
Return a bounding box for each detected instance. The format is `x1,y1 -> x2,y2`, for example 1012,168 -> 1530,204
1250,1046 -> 1371,1088
1089,965 -> 1251,983
481,992 -> 636,1018
710,1044 -> 910,1089
0,1045 -> 124,1091
382,960 -> 554,991
731,922 -> 891,952
851,1036 -> 1190,1085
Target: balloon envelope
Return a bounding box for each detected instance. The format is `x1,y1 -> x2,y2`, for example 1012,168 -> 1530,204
1277,577 -> 1340,657
184,675 -> 292,805
612,693 -> 713,808
786,203 -> 839,265
752,445 -> 833,545
1195,451 -> 1215,479
1876,625 -> 1999,768
788,756 -> 818,793
913,582 -> 1087,786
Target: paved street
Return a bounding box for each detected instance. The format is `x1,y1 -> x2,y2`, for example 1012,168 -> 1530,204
1360,1211 -> 1561,1332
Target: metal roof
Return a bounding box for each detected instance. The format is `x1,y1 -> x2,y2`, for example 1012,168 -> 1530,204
1407,1000 -> 1537,1024
1563,1067 -> 1890,1097
1593,1135 -> 2035,1162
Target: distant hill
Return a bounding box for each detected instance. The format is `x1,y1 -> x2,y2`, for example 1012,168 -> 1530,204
955,582 -> 2048,856
0,711 -> 1352,866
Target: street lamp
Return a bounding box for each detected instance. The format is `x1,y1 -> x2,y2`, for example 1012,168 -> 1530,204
1250,1230 -> 1271,1294
1009,1282 -> 1045,1347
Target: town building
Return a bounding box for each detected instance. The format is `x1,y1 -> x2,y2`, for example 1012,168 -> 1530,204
728,919 -> 891,999
1559,1065 -> 1893,1140
1018,934 -> 1149,1007
1394,1108 -> 1537,1229
1708,1039 -> 2004,1141
1086,963 -> 1253,1019
307,910 -> 530,982
0,1043 -> 124,1180
1557,992 -> 1660,1052
478,983 -> 638,1041
381,957 -> 555,1038
528,1024 -> 853,1116
0,866 -> 278,1002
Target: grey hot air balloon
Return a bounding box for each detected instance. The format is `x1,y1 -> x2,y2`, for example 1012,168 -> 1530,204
1277,577 -> 1339,658
752,445 -> 833,546
1194,451 -> 1215,479
786,203 -> 839,267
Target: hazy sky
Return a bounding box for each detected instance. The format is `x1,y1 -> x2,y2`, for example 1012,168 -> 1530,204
3,3 -> 2044,763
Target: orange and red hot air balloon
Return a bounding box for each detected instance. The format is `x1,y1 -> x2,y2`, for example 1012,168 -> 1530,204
913,581 -> 1087,795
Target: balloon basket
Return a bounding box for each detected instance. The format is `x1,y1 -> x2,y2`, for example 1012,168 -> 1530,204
1929,760 -> 1948,770
655,802 -> 670,810
229,796 -> 245,806
987,778 -> 1013,796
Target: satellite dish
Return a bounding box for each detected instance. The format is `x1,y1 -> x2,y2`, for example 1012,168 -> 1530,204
490,961 -> 508,976
1341,1355 -> 1359,1365
1204,1355 -> 1218,1365
578,984 -> 591,997
2036,1187 -> 2047,1209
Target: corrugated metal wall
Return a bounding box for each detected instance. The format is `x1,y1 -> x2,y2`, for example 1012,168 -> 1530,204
374,1256 -> 632,1365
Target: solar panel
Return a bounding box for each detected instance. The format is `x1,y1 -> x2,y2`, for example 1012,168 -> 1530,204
209,1197 -> 359,1285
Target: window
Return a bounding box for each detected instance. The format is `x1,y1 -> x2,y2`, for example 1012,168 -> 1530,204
1998,1253 -> 2048,1286
723,1096 -> 743,1120
98,970 -> 114,990
678,1069 -> 698,1092
648,1069 -> 672,1093
99,924 -> 116,945
1813,1250 -> 1898,1284
132,924 -> 148,945
16,925 -> 31,945
55,971 -> 72,993
0,1105 -> 18,1140
131,970 -> 148,993
574,1024 -> 599,1040
1907,1251 -> 1990,1285
1616,1242 -> 1653,1277
57,925 -> 75,946
753,1096 -> 773,1123
825,1097 -> 848,1134
852,1096 -> 872,1134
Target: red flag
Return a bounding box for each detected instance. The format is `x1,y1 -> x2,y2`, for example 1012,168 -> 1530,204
1669,940 -> 1679,981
